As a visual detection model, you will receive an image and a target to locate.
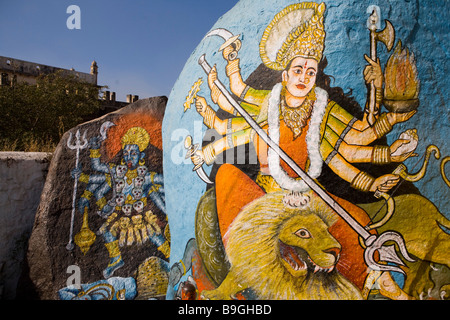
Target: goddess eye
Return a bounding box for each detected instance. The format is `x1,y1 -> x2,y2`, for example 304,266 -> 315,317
295,228 -> 311,239
307,71 -> 316,76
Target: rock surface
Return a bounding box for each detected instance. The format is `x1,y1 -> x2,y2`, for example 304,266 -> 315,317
0,152 -> 51,299
23,96 -> 170,300
162,0 -> 449,300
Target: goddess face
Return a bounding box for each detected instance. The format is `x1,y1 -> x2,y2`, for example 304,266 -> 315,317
123,144 -> 143,169
282,56 -> 318,98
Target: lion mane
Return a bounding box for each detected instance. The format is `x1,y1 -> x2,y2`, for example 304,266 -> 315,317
213,191 -> 363,300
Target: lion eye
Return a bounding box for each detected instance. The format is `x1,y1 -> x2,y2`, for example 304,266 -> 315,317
295,228 -> 311,239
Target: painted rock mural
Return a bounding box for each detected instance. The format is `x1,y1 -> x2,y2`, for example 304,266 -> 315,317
162,0 -> 449,300
25,0 -> 450,300
26,97 -> 170,300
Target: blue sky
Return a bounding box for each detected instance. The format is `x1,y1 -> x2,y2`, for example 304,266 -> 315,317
0,0 -> 239,101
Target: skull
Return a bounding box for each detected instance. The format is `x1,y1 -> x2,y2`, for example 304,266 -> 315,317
132,188 -> 143,200
137,166 -> 148,177
134,176 -> 145,188
133,200 -> 144,213
115,179 -> 125,193
122,204 -> 132,216
115,193 -> 125,207
116,165 -> 127,178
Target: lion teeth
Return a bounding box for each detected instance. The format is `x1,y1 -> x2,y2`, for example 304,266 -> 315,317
293,263 -> 306,271
314,266 -> 320,274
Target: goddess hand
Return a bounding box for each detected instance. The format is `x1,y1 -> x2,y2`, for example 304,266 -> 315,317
71,164 -> 82,180
89,136 -> 101,149
370,174 -> 400,193
364,55 -> 383,89
386,110 -> 416,126
78,197 -> 90,214
191,149 -> 205,167
390,139 -> 418,162
222,44 -> 235,61
195,96 -> 208,115
208,65 -> 218,89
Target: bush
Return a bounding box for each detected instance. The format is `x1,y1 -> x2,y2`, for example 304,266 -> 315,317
0,70 -> 104,152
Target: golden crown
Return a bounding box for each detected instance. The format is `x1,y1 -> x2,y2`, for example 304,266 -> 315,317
260,2 -> 326,71
121,127 -> 150,152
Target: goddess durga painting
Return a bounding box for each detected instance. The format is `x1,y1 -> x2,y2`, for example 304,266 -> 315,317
169,2 -> 450,300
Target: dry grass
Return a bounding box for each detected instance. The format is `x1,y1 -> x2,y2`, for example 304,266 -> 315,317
0,137 -> 56,153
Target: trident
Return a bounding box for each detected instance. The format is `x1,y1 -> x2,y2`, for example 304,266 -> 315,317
366,5 -> 395,126
66,129 -> 88,250
197,53 -> 415,274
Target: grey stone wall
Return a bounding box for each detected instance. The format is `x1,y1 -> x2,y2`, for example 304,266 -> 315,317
0,152 -> 51,299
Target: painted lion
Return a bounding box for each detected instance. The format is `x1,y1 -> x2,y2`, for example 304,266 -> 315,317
200,191 -> 363,300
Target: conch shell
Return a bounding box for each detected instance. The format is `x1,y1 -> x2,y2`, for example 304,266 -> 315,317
391,129 -> 418,157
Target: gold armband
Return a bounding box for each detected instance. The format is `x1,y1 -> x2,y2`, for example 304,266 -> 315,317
79,173 -> 90,184
90,149 -> 101,158
211,85 -> 221,104
372,145 -> 391,165
81,190 -> 93,200
148,184 -> 161,194
226,58 -> 240,77
106,212 -> 118,225
351,171 -> 375,192
203,104 -> 216,129
373,113 -> 393,139
203,144 -> 216,165
158,241 -> 170,258
96,197 -> 107,210
376,88 -> 383,104
104,240 -> 121,258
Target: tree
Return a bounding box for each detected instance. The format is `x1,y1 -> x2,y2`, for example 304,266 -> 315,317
0,70 -> 104,151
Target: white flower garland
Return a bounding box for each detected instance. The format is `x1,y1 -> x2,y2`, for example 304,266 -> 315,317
267,83 -> 328,192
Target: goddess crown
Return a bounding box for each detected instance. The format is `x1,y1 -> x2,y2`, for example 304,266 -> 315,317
260,2 -> 326,71
121,127 -> 150,152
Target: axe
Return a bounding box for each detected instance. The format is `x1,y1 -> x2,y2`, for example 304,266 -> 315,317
366,6 -> 395,126
204,28 -> 241,61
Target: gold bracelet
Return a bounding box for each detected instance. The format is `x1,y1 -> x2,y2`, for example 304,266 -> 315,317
211,85 -> 221,104
179,259 -> 186,275
96,197 -> 107,210
203,105 -> 216,128
372,145 -> 391,165
376,88 -> 383,104
81,189 -> 93,200
90,149 -> 101,158
203,144 -> 216,165
104,240 -> 121,258
373,113 -> 393,139
226,58 -> 240,77
79,173 -> 90,184
351,171 -> 375,192
106,212 -> 118,225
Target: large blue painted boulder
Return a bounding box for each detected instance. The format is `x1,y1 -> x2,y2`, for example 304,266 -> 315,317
162,0 -> 449,300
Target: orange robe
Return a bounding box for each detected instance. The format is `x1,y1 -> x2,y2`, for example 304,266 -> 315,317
214,119 -> 375,291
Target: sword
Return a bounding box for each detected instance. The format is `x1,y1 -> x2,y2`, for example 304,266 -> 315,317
198,54 -> 414,274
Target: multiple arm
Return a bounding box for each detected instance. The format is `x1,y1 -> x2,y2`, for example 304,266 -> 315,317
191,43 -> 416,195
